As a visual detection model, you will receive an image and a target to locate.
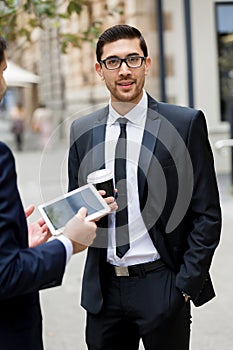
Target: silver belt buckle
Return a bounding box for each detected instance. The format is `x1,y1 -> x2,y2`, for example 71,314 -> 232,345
114,266 -> 129,277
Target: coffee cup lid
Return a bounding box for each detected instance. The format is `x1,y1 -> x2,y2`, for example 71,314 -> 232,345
87,169 -> 113,184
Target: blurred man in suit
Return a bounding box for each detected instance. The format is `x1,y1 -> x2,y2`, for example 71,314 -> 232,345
0,34 -> 99,350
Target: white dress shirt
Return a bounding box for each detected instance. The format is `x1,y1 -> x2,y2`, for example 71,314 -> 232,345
105,90 -> 160,267
56,235 -> 73,264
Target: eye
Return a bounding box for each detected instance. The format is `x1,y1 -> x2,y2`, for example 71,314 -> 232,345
106,58 -> 120,67
128,56 -> 140,63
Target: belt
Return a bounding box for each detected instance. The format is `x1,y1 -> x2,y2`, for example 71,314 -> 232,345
107,259 -> 165,277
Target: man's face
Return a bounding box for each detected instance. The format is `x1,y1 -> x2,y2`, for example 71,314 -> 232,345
0,51 -> 7,102
95,38 -> 151,108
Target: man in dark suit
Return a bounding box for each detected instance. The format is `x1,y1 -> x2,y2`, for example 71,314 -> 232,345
68,25 -> 222,349
0,35 -> 97,350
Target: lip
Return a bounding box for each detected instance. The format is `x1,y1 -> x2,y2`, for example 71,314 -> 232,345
117,81 -> 134,88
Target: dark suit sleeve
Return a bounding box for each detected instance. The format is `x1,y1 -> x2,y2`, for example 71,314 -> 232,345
175,111 -> 222,301
68,120 -> 81,191
0,142 -> 66,300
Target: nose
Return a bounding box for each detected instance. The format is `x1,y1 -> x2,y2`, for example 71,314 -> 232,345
118,61 -> 131,75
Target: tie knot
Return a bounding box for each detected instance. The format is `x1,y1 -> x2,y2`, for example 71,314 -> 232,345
117,117 -> 128,128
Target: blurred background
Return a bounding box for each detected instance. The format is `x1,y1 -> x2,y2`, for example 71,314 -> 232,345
0,1 -> 233,349
0,0 -> 233,180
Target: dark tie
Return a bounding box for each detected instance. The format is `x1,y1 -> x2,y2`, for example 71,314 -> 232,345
114,118 -> 130,258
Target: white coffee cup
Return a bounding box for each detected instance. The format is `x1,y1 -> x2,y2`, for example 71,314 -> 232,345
87,169 -> 114,198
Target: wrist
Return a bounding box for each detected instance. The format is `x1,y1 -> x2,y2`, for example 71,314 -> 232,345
71,240 -> 87,254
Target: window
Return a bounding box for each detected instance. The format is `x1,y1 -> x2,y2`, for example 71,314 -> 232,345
216,2 -> 233,122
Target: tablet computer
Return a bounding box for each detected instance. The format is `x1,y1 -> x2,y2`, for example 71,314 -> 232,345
38,184 -> 110,236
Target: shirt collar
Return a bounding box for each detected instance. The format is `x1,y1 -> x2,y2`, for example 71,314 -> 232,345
108,90 -> 147,127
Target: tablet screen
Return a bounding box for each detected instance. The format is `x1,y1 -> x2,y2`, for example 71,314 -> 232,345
38,184 -> 110,235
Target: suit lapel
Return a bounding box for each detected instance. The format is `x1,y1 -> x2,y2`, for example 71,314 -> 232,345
92,106 -> 109,170
138,95 -> 161,202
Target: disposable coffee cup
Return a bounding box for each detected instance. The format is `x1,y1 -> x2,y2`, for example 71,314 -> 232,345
87,169 -> 114,198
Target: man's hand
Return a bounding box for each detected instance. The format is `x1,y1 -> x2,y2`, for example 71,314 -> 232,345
63,207 -> 97,254
25,204 -> 35,219
25,204 -> 51,248
182,291 -> 191,303
98,190 -> 118,213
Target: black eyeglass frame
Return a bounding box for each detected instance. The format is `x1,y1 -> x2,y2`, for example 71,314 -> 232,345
99,56 -> 147,70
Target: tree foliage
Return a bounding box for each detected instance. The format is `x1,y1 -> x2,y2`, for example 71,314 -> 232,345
0,0 -> 124,53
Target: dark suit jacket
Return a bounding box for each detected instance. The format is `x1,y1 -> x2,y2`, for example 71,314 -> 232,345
0,141 -> 67,350
68,94 -> 222,314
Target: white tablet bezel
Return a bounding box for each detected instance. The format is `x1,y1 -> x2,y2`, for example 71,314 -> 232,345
38,184 -> 110,236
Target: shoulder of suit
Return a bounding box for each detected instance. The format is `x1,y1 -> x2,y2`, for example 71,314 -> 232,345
157,100 -> 200,117
147,93 -> 200,116
147,93 -> 206,131
0,142 -> 16,180
71,105 -> 108,128
0,141 -> 14,159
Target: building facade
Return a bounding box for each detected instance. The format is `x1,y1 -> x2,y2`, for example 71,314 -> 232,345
10,0 -> 233,174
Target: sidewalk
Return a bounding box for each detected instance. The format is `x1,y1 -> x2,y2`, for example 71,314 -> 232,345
6,135 -> 233,350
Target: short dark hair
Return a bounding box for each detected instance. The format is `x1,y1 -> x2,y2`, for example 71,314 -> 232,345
96,24 -> 148,62
0,35 -> 7,63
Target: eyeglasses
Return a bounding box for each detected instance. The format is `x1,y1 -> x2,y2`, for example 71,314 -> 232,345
99,56 -> 146,70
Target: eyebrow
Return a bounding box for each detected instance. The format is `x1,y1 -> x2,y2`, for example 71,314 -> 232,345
104,53 -> 141,60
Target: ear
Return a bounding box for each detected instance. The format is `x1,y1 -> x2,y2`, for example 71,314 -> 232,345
95,62 -> 105,80
144,57 -> 152,76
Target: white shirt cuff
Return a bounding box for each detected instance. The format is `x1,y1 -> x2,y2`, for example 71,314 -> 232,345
56,235 -> 73,265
